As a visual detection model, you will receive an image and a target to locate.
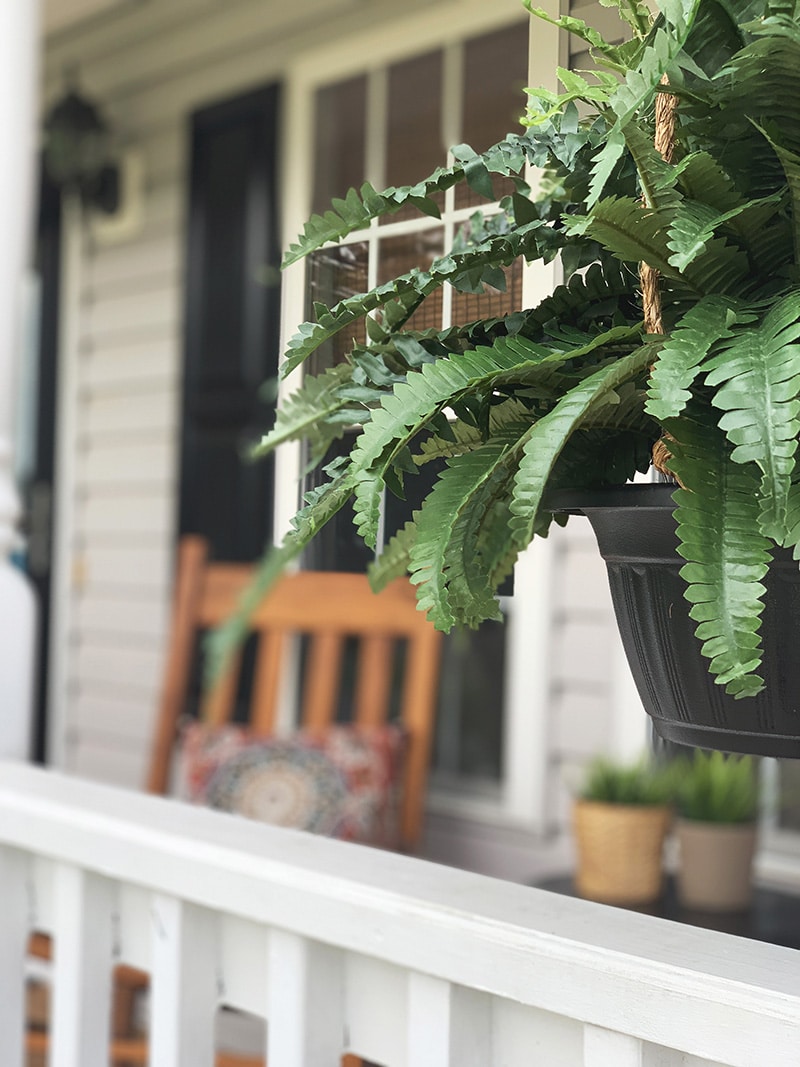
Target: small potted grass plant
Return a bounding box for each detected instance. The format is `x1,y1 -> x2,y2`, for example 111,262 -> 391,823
573,757 -> 674,905
675,750 -> 758,911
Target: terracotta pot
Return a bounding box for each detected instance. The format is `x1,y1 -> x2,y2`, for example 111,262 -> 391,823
573,800 -> 671,905
549,485 -> 800,758
676,819 -> 757,911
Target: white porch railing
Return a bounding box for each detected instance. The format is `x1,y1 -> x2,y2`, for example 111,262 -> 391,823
0,761 -> 798,1067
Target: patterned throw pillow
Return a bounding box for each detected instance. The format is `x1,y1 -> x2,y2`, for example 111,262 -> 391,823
180,722 -> 406,848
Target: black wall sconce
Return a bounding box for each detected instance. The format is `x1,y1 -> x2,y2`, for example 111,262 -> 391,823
42,84 -> 120,214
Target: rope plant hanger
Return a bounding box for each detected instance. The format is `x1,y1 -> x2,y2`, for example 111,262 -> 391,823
644,77 -> 679,480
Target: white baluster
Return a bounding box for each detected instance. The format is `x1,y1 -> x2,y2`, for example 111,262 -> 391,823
407,973 -> 492,1067
266,929 -> 345,1066
149,894 -> 218,1067
584,1024 -> 644,1067
0,1 -> 39,761
50,864 -> 115,1067
0,847 -> 30,1067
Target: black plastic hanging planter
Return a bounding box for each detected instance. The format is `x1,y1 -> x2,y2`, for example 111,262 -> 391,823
550,484 -> 800,758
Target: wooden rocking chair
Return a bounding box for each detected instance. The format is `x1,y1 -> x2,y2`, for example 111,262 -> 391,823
27,536 -> 442,1066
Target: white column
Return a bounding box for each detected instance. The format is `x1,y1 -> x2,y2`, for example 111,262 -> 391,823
0,2 -> 40,760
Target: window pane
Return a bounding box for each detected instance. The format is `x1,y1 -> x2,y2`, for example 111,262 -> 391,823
378,229 -> 444,332
451,258 -> 524,327
457,23 -> 529,209
385,51 -> 444,222
313,75 -> 367,215
382,444 -> 506,783
306,242 -> 369,373
435,621 -> 506,780
776,760 -> 800,830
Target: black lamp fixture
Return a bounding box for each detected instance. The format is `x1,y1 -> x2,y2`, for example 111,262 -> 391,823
42,78 -> 120,213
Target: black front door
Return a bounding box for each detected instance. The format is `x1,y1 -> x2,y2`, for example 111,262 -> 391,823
23,169 -> 62,763
179,84 -> 281,561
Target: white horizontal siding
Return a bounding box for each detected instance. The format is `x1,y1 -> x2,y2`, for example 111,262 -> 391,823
79,342 -> 179,394
79,389 -> 178,437
82,284 -> 180,341
545,517 -> 622,832
74,592 -> 170,640
71,690 -> 163,744
65,733 -> 150,788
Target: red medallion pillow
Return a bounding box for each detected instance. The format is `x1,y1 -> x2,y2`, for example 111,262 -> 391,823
180,722 -> 406,848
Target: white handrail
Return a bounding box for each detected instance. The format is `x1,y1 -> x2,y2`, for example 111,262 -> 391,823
0,761 -> 798,1066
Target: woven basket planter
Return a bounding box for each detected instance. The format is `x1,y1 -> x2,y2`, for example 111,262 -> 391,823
573,799 -> 671,905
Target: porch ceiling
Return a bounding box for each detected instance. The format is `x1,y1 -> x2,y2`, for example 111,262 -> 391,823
43,0 -> 142,36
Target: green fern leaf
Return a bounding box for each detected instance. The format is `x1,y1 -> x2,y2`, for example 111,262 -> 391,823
206,466 -> 355,682
281,221 -> 547,378
603,0 -> 655,38
251,364 -> 357,469
664,412 -> 771,697
511,345 -> 653,547
413,400 -> 535,464
350,337 -> 572,548
704,292 -> 800,542
521,260 -> 636,337
646,295 -> 736,419
623,122 -> 681,212
368,519 -> 418,591
588,0 -> 703,205
409,444 -> 516,629
566,196 -> 680,279
352,326 -> 642,549
752,123 -> 800,266
782,476 -> 800,557
282,134 -> 529,268
414,421 -> 483,464
524,3 -> 634,70
666,196 -> 782,271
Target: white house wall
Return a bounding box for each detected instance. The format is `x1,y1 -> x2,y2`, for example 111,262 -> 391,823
42,0 -> 637,878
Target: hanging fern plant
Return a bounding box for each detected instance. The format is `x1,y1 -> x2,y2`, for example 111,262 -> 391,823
216,0 -> 800,702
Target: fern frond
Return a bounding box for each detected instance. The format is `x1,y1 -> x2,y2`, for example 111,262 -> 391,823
350,337 -> 572,548
588,0 -> 703,205
281,220 -> 547,378
613,0 -> 658,37
665,411 -> 771,697
414,400 -> 535,464
520,259 -> 636,337
368,519 -> 418,591
666,196 -> 782,272
409,444 -> 515,629
524,3 -> 634,71
511,345 -> 653,547
704,292 -> 800,541
207,466 -> 355,682
282,135 -> 528,267
646,294 -> 736,419
566,196 -> 681,278
252,364 -> 358,469
752,123 -> 800,267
